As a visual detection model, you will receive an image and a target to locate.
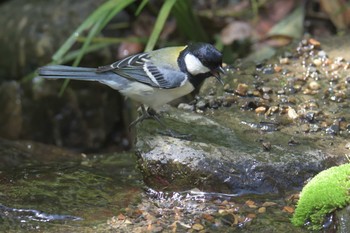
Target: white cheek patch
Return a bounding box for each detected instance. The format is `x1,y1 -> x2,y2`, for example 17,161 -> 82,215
184,53 -> 210,75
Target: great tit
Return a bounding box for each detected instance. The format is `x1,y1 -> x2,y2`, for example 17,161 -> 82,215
38,42 -> 225,131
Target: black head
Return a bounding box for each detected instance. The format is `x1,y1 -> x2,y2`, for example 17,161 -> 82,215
178,42 -> 224,87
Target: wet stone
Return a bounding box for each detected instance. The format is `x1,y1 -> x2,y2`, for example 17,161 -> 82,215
326,124 -> 340,135
309,81 -> 321,90
196,100 -> 207,110
261,86 -> 272,93
262,66 -> 275,74
178,103 -> 195,111
304,112 -> 315,123
223,84 -> 234,93
255,106 -> 266,114
300,124 -> 310,133
235,83 -> 249,96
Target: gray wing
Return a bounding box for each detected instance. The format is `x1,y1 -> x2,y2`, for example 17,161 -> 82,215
97,53 -> 187,89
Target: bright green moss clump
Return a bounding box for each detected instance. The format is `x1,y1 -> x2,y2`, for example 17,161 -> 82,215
292,163 -> 350,230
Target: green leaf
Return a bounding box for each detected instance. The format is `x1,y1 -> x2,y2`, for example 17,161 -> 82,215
144,0 -> 177,52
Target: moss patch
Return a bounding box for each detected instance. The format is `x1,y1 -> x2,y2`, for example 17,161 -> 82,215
292,163 -> 350,230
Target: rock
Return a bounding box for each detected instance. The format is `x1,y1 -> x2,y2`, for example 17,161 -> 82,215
135,106 -> 334,194
191,223 -> 204,231
0,81 -> 22,139
235,83 -> 248,96
335,205 -> 350,233
0,0 -> 114,79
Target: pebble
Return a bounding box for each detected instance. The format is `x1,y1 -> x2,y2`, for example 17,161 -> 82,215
262,93 -> 270,100
265,106 -> 279,115
279,57 -> 289,64
262,67 -> 275,74
196,100 -> 207,110
345,142 -> 350,149
262,201 -> 277,207
318,50 -> 327,58
258,207 -> 266,213
282,206 -> 295,213
224,84 -> 234,93
274,65 -> 282,73
261,86 -> 272,93
255,106 -> 266,114
178,103 -> 194,111
304,112 -> 315,122
287,107 -> 299,120
235,83 -> 249,96
326,124 -> 340,135
308,38 -> 321,48
312,58 -> 322,66
192,223 -> 204,231
300,124 -> 310,132
309,81 -> 321,90
310,124 -> 320,133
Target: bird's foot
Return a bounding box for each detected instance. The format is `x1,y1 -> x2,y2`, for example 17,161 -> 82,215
129,105 -> 194,140
128,105 -> 164,130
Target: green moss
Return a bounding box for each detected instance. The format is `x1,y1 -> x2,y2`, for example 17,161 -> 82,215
292,163 -> 350,230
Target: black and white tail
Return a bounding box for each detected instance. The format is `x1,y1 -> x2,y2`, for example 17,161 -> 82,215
38,65 -> 111,81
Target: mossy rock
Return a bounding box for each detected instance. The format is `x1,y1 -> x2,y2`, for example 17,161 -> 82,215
292,163 -> 350,230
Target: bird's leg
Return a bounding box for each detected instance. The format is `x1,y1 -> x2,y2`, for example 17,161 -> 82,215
129,105 -> 193,140
128,105 -> 155,130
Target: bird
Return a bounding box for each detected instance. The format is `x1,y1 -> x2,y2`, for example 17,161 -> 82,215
38,42 -> 225,137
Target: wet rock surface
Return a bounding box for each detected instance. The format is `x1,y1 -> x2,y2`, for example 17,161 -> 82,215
136,37 -> 350,195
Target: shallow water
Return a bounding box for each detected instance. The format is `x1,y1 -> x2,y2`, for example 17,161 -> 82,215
0,145 -> 322,232
0,151 -> 143,232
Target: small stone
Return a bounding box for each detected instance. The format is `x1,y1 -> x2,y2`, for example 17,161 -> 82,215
202,213 -> 214,222
281,68 -> 290,75
196,100 -> 207,110
117,213 -> 126,220
235,83 -> 249,96
245,200 -> 258,208
345,142 -> 350,149
287,107 -> 299,120
223,84 -> 234,93
262,201 -> 277,207
255,106 -> 266,114
262,66 -> 275,74
124,219 -> 132,224
274,65 -> 282,73
326,124 -> 340,135
300,124 -> 310,132
277,89 -> 285,95
279,57 -> 289,64
318,50 -> 327,58
246,213 -> 257,219
192,223 -> 204,231
282,206 -> 295,213
305,112 -> 315,122
208,99 -> 220,109
287,96 -> 297,104
335,57 -> 345,63
208,89 -> 216,96
265,106 -> 279,116
261,86 -> 272,93
308,38 -> 321,48
309,81 -> 321,90
178,103 -> 194,111
262,93 -> 270,100
313,58 -> 322,66
309,124 -> 320,132
258,207 -> 266,213
262,141 -> 271,151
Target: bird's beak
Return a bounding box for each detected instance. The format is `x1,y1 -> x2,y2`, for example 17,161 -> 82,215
211,66 -> 226,85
